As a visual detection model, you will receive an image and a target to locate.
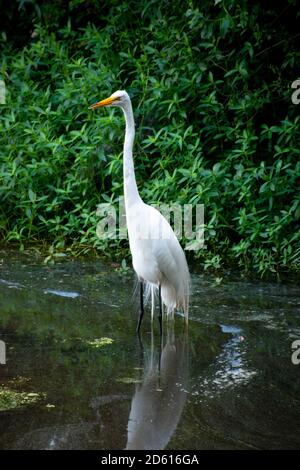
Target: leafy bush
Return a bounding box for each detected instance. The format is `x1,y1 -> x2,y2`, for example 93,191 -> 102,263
0,0 -> 299,275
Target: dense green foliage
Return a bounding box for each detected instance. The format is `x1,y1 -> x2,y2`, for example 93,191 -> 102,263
0,0 -> 299,275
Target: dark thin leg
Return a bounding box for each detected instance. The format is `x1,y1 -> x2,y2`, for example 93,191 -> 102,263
158,341 -> 162,386
137,332 -> 144,369
158,284 -> 163,337
136,281 -> 144,334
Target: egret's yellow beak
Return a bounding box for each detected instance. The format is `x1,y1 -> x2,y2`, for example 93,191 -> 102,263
89,96 -> 118,109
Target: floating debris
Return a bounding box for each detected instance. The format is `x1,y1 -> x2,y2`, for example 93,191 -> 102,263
85,337 -> 114,348
43,289 -> 80,298
0,388 -> 46,411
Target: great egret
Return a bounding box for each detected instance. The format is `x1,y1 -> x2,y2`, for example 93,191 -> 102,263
90,90 -> 190,332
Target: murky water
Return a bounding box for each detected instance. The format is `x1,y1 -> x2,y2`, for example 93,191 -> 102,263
0,249 -> 299,449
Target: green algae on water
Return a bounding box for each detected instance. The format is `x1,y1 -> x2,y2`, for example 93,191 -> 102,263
0,388 -> 46,411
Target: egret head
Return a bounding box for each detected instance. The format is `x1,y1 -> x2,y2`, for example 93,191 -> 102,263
89,90 -> 130,110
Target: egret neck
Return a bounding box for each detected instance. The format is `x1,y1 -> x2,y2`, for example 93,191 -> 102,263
122,101 -> 141,211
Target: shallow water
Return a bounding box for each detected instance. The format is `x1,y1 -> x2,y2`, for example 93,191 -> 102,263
0,249 -> 299,449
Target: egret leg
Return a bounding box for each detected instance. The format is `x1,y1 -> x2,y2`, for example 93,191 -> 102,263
158,339 -> 162,384
158,284 -> 163,336
136,281 -> 145,334
151,285 -> 155,322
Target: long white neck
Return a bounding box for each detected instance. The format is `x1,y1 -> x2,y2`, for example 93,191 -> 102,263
122,101 -> 142,210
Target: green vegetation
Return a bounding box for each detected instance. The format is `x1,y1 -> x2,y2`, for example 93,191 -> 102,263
0,1 -> 299,275
85,337 -> 114,348
0,387 -> 46,411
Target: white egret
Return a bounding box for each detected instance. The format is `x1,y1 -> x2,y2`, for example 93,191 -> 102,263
90,90 -> 190,332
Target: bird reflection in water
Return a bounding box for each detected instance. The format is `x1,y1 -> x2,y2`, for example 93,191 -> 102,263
126,324 -> 189,450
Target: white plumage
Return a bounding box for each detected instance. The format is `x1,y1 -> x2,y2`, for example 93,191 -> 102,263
90,90 -> 190,325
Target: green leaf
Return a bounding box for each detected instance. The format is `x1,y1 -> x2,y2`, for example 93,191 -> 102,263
28,189 -> 36,203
